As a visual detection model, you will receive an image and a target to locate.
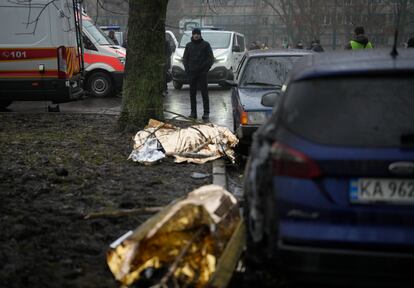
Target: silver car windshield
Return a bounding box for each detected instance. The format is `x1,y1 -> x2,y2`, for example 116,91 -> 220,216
179,32 -> 231,49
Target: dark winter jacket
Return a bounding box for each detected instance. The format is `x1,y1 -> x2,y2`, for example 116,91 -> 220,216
183,38 -> 214,74
345,34 -> 373,50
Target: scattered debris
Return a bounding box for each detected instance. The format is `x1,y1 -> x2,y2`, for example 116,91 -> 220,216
107,185 -> 244,288
129,119 -> 239,164
190,172 -> 211,179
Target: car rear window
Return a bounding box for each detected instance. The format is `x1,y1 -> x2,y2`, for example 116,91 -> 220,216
281,76 -> 414,147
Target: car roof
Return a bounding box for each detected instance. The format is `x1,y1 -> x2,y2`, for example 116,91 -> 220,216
289,49 -> 414,82
245,49 -> 314,57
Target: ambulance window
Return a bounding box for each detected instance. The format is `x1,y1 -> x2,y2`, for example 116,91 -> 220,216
83,34 -> 97,51
83,20 -> 114,45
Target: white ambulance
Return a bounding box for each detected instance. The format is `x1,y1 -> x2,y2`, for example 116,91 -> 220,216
0,0 -> 84,108
81,15 -> 126,97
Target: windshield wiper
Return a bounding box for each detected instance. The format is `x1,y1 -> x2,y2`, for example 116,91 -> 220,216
244,82 -> 273,86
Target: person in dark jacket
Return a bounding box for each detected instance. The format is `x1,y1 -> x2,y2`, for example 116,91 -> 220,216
310,39 -> 324,52
108,30 -> 119,45
346,26 -> 373,50
183,28 -> 214,120
249,41 -> 260,50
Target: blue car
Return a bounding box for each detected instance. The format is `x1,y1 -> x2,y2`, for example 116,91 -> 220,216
230,49 -> 312,145
244,49 -> 414,286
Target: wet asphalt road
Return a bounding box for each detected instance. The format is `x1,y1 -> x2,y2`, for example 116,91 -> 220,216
4,83 -> 234,131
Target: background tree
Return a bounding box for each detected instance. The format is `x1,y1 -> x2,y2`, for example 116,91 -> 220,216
118,0 -> 169,132
385,0 -> 414,43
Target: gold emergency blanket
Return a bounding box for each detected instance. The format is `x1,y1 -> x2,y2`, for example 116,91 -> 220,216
130,119 -> 239,164
107,185 -> 240,288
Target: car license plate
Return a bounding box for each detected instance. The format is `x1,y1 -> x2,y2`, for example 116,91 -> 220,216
350,178 -> 414,204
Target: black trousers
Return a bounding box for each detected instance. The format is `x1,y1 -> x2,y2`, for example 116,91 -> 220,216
189,72 -> 209,116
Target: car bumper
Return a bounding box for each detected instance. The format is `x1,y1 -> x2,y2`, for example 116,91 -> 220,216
279,240 -> 414,286
272,175 -> 414,285
172,66 -> 234,84
235,124 -> 259,144
111,71 -> 124,92
0,76 -> 84,103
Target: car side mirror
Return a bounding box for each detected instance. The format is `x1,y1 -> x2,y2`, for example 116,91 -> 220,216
232,45 -> 241,52
219,80 -> 237,88
261,91 -> 280,107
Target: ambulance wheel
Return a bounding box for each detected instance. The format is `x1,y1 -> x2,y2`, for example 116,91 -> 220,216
173,80 -> 183,90
87,71 -> 113,97
0,101 -> 12,108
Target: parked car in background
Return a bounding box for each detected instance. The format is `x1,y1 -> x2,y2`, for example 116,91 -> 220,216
230,49 -> 312,145
244,49 -> 414,287
171,30 -> 245,89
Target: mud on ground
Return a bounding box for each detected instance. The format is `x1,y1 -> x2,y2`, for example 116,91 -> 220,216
0,113 -> 212,288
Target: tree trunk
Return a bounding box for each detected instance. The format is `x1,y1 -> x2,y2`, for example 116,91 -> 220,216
118,0 -> 168,132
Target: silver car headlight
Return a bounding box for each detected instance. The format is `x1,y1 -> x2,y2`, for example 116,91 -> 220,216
215,56 -> 227,63
247,111 -> 267,125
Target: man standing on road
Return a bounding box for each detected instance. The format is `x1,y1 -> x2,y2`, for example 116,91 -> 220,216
346,26 -> 373,50
183,28 -> 214,121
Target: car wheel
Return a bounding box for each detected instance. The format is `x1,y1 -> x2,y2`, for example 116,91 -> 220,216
87,71 -> 113,97
173,80 -> 183,90
0,101 -> 12,108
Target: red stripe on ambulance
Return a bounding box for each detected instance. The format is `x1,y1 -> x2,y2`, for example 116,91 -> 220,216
0,48 -> 56,61
84,53 -> 124,71
0,70 -> 58,78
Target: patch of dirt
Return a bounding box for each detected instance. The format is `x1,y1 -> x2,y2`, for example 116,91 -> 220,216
0,113 -> 212,288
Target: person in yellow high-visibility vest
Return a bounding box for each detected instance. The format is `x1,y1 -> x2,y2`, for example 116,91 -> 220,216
345,26 -> 373,50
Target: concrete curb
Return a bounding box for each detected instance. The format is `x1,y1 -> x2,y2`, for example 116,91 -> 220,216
212,159 -> 227,189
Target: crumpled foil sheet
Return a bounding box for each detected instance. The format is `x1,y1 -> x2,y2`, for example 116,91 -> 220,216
129,119 -> 239,164
106,185 -> 240,287
128,136 -> 165,164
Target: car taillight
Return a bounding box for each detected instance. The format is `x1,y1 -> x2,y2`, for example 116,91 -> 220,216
57,46 -> 67,79
271,142 -> 321,178
240,111 -> 248,125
